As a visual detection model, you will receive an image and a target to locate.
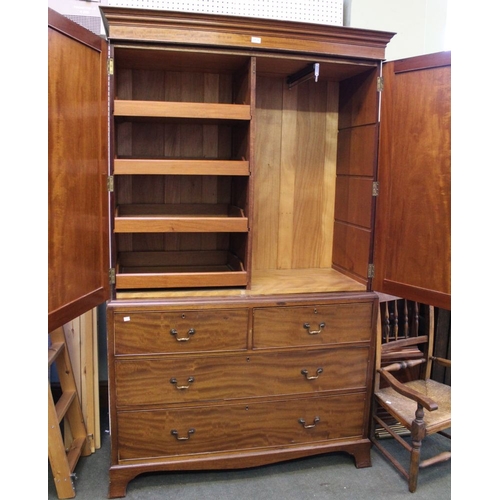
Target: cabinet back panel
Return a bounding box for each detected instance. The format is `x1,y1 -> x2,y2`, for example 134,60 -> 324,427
253,76 -> 338,271
115,122 -> 236,160
114,46 -> 251,76
116,68 -> 234,104
116,232 -> 231,253
115,175 -> 232,204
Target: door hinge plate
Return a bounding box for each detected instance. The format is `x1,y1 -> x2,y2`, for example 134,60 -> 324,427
107,176 -> 114,192
377,76 -> 384,92
368,264 -> 375,279
107,57 -> 114,75
372,181 -> 379,197
109,268 -> 116,285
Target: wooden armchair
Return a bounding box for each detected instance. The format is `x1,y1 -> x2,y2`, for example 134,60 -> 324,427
370,295 -> 451,492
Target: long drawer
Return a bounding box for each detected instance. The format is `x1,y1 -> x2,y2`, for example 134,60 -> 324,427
115,346 -> 370,407
253,302 -> 374,348
117,392 -> 367,461
113,308 -> 249,355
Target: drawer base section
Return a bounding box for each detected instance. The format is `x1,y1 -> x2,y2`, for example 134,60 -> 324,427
109,439 -> 372,498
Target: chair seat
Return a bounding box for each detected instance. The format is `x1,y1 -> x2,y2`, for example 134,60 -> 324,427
375,379 -> 451,434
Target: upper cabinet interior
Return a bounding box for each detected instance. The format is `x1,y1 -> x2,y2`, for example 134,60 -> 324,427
111,47 -> 253,290
102,7 -> 394,296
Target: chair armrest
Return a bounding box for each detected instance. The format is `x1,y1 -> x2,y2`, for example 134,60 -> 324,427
432,356 -> 451,368
378,367 -> 439,412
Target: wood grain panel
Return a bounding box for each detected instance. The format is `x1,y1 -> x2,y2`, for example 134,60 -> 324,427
115,268 -> 247,289
337,124 -> 378,176
253,302 -> 373,348
252,76 -> 283,270
321,82 -> 340,267
114,100 -> 251,120
374,53 -> 451,309
48,11 -> 109,331
338,68 -> 379,130
113,308 -> 249,354
332,222 -> 370,284
290,80 -> 329,268
254,78 -> 338,271
334,177 -> 373,228
113,159 -> 249,175
115,347 -> 369,406
117,393 -> 366,460
102,6 -> 394,60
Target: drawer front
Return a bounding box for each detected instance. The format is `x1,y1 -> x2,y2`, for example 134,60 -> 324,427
115,346 -> 369,406
113,308 -> 248,354
117,392 -> 367,460
253,302 -> 373,348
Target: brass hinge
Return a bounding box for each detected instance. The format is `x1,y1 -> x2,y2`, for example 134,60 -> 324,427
107,175 -> 114,192
368,264 -> 375,279
107,57 -> 114,75
109,268 -> 116,285
372,181 -> 379,196
377,76 -> 384,92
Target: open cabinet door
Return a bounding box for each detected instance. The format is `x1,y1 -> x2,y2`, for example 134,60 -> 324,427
48,9 -> 109,331
373,52 -> 451,310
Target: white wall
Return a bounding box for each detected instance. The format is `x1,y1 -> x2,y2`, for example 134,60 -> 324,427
344,0 -> 449,60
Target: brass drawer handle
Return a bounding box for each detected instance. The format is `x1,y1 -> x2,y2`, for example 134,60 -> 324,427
171,428 -> 195,441
301,367 -> 323,380
170,376 -> 195,390
170,328 -> 195,342
303,322 -> 325,335
298,417 -> 320,429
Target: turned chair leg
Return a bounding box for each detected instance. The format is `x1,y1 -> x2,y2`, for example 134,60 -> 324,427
409,404 -> 425,493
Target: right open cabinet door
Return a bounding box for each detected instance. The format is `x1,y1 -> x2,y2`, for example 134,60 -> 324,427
373,51 -> 451,310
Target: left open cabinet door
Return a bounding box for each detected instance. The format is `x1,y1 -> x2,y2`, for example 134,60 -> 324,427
48,8 -> 109,332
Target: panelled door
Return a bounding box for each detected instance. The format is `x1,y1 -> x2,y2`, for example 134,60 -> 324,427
48,9 -> 109,331
373,51 -> 451,310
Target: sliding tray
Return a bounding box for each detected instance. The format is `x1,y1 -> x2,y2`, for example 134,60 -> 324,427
115,250 -> 247,289
114,204 -> 248,233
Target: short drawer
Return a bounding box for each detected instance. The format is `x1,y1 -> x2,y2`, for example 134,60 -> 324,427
117,392 -> 367,461
114,346 -> 369,406
113,308 -> 248,355
253,302 -> 374,348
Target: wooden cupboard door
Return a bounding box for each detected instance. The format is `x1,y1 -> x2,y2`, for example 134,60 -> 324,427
48,9 -> 109,331
374,52 -> 451,310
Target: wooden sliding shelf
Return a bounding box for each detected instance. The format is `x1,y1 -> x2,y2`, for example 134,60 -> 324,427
113,159 -> 250,176
114,204 -> 248,233
114,100 -> 251,121
115,250 -> 247,289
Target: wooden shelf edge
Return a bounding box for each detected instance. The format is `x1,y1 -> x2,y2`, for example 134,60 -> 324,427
114,159 -> 250,176
114,100 -> 251,121
114,217 -> 248,233
115,270 -> 248,290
